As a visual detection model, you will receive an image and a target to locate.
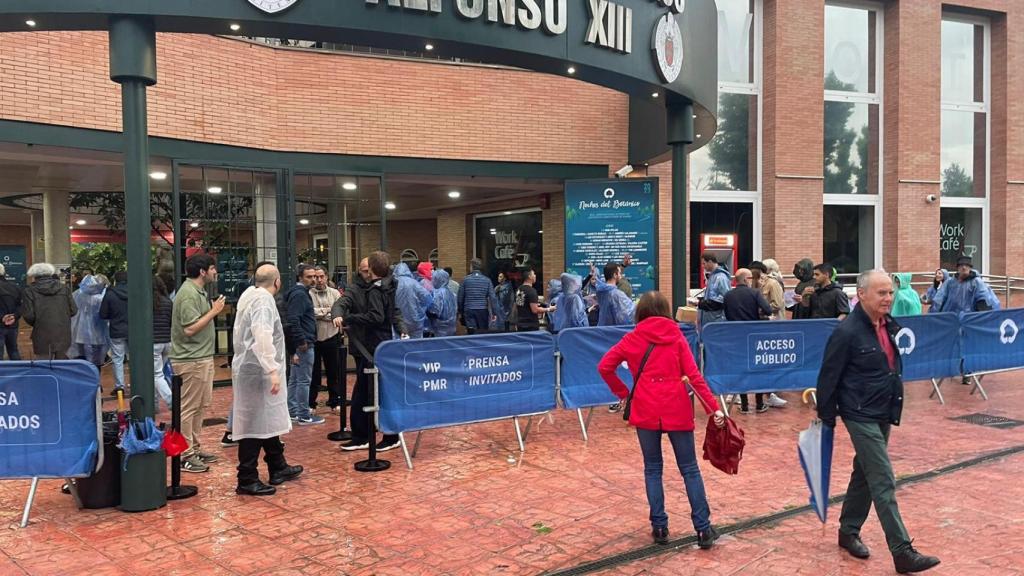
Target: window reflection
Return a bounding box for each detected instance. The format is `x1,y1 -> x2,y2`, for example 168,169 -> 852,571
823,102 -> 878,194
940,110 -> 986,198
690,92 -> 757,192
941,20 -> 984,104
717,0 -> 755,84
824,5 -> 875,93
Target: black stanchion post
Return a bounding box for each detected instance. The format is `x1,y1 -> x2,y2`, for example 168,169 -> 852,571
327,338 -> 351,442
355,365 -> 390,472
166,375 -> 198,500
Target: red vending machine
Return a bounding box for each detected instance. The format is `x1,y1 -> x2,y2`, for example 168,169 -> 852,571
698,233 -> 738,288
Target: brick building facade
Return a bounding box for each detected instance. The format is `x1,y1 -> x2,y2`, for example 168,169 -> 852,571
0,0 -> 1022,302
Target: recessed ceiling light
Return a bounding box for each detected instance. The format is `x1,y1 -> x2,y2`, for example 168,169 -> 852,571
447,190 -> 461,199
490,230 -> 497,235
692,114 -> 697,119
503,211 -> 512,215
489,228 -> 496,233
342,182 -> 358,191
190,222 -> 200,228
75,219 -> 86,226
299,219 -> 310,225
229,23 -> 241,31
384,201 -> 396,210
696,134 -> 702,138
652,92 -> 659,98
207,186 -> 222,194
149,171 -> 167,180
539,230 -> 544,234
567,66 -> 576,75
68,225 -> 74,230
425,43 -> 434,51
25,20 -> 36,27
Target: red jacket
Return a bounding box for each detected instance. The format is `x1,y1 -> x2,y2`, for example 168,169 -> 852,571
598,316 -> 719,431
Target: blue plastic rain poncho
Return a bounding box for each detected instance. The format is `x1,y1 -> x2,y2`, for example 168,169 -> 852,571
552,273 -> 588,332
923,269 -> 949,312
71,275 -> 109,346
426,269 -> 457,337
231,286 -> 291,440
545,279 -> 562,330
495,278 -> 516,321
700,266 -> 732,325
393,263 -> 433,338
931,269 -> 1002,314
596,276 -> 636,326
890,273 -> 923,317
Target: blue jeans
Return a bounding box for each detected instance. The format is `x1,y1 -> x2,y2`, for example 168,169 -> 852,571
287,346 -> 315,419
0,327 -> 20,360
636,428 -> 712,532
81,343 -> 106,367
110,338 -> 127,390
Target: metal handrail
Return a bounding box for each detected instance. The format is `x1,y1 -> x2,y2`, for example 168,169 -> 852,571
775,270 -> 1024,308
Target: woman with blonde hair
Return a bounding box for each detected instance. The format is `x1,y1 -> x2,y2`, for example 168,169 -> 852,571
598,290 -> 725,548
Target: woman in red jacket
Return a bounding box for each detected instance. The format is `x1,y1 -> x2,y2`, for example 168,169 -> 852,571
599,290 -> 725,548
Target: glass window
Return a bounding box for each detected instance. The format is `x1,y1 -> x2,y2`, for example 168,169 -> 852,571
717,0 -> 756,84
690,92 -> 758,192
824,5 -> 876,93
940,110 -> 986,198
941,20 -> 984,104
823,102 -> 879,194
940,207 -> 983,271
823,205 -> 875,275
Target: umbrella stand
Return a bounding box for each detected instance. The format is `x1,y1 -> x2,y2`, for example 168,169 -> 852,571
327,339 -> 351,442
166,375 -> 198,500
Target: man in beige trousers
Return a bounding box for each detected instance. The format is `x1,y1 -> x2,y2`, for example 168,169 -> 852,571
172,253 -> 225,473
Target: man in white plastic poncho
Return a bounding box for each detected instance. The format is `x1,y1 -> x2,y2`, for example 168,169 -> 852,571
232,264 -> 304,496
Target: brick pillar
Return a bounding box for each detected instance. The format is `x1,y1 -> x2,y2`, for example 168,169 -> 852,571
990,11 -> 1024,278
762,0 -> 825,270
882,0 -> 942,274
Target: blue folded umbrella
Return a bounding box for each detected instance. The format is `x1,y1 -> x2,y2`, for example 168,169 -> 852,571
798,419 -> 834,523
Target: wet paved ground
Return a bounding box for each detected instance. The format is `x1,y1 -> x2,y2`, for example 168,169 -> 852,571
1,369 -> 1023,575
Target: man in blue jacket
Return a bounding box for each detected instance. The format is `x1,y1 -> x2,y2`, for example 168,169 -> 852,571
458,259 -> 500,334
816,270 -> 940,574
285,264 -> 324,425
697,252 -> 731,325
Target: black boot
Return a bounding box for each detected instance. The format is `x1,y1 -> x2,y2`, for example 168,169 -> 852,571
838,532 -> 870,559
652,526 -> 669,545
893,546 -> 940,574
236,480 -> 276,496
269,465 -> 303,485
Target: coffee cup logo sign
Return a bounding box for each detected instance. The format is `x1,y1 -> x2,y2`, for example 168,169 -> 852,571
1000,319 -> 1019,345
895,327 -> 916,355
247,0 -> 300,13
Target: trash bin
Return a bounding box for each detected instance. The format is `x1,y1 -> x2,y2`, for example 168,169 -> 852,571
75,413 -> 121,509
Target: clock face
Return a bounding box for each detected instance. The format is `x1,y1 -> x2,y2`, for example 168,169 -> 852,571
247,0 -> 300,14
652,14 -> 684,84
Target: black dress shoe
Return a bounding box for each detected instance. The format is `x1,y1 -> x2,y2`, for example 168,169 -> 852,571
652,526 -> 669,545
838,532 -> 870,559
269,465 -> 304,486
893,546 -> 940,574
236,481 -> 276,496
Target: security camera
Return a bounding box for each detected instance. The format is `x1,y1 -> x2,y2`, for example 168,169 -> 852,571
925,194 -> 937,204
614,164 -> 634,178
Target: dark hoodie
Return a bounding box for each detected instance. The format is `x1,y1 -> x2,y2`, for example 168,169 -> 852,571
339,273 -> 405,361
791,258 -> 815,319
809,281 -> 850,319
23,275 -> 77,357
100,281 -> 130,339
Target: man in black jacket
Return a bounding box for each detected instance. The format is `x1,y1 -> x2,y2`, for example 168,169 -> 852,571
335,252 -> 405,452
0,264 -> 23,360
724,268 -> 772,413
285,264 -> 324,426
816,270 -> 939,574
100,271 -> 129,392
802,263 -> 850,319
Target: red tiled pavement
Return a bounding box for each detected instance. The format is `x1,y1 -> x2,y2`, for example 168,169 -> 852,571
1,370 -> 1024,575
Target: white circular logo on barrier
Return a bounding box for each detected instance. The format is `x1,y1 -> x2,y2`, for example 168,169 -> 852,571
247,0 -> 300,14
652,14 -> 684,84
603,188 -> 615,199
895,327 -> 916,355
1000,319 -> 1019,345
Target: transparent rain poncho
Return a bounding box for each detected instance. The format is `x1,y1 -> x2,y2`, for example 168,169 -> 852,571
231,286 -> 291,440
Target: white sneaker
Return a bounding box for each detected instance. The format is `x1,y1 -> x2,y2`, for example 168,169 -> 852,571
766,393 -> 787,408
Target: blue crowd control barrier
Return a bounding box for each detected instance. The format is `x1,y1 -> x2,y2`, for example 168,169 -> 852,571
961,308 -> 1024,375
375,332 -> 557,436
892,313 -> 963,382
701,319 -> 840,395
557,324 -> 698,410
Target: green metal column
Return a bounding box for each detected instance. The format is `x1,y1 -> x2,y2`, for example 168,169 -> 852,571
667,103 -> 695,311
110,16 -> 165,511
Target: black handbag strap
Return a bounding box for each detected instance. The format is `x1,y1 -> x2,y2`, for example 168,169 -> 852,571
625,344 -> 656,404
